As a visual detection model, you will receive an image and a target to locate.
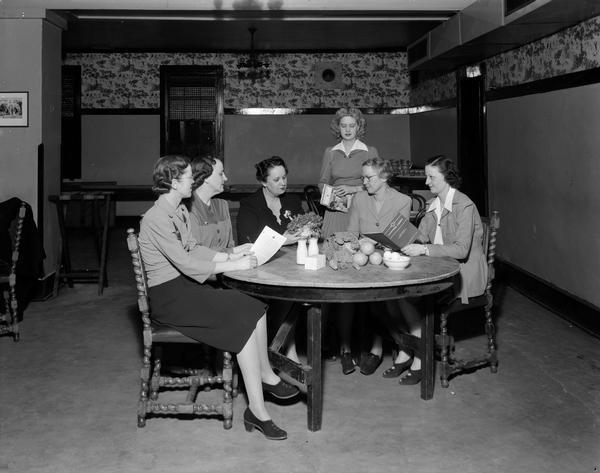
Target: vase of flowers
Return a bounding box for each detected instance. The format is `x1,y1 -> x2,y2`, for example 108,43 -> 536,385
287,212 -> 323,265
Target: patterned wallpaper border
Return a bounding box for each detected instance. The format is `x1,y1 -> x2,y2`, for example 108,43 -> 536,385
410,14 -> 600,107
64,14 -> 600,109
64,52 -> 410,109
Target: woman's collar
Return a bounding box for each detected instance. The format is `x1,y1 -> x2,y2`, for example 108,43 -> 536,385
427,187 -> 456,213
331,139 -> 368,154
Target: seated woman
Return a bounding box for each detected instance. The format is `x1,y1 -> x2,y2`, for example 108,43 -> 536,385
393,155 -> 488,385
236,156 -> 305,362
187,156 -> 240,253
236,156 -> 304,245
138,155 -> 298,440
346,158 -> 412,376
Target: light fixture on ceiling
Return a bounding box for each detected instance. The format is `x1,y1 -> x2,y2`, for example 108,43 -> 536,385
237,27 -> 271,81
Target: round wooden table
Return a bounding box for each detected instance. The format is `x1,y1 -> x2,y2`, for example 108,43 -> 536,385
223,247 -> 459,431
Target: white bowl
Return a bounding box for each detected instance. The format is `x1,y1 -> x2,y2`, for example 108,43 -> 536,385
383,255 -> 410,270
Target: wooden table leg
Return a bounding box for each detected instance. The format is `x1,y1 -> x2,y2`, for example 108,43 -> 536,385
421,296 -> 435,400
306,304 -> 323,431
98,194 -> 111,295
55,200 -> 74,288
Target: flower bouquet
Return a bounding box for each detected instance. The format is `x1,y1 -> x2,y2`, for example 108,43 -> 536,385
286,212 -> 323,239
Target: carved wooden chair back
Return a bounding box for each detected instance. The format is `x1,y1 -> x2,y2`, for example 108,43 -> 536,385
438,210 -> 500,388
0,201 -> 27,341
126,228 -> 234,429
410,193 -> 427,226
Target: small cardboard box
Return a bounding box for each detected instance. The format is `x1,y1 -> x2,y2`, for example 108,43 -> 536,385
304,254 -> 326,270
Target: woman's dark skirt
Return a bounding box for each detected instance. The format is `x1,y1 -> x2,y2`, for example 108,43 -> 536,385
148,276 -> 266,354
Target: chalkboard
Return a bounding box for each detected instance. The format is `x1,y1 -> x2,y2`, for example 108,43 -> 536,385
223,114 -> 410,185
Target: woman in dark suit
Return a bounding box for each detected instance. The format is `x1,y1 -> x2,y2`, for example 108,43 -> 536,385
236,156 -> 305,362
236,156 -> 304,245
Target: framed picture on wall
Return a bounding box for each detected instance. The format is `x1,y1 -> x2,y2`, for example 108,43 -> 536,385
0,91 -> 29,127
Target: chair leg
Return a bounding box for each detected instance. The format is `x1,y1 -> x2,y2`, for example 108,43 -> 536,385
222,351 -> 233,430
150,346 -> 162,401
485,296 -> 498,373
439,310 -> 451,388
138,344 -> 152,428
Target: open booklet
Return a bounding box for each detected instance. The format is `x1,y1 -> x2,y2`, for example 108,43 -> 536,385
320,184 -> 353,213
363,213 -> 419,252
250,226 -> 287,266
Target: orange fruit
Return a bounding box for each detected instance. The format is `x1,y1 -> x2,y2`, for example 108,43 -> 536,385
352,252 -> 368,266
359,241 -> 375,256
369,252 -> 383,265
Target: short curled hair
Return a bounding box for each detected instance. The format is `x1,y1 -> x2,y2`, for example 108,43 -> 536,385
190,156 -> 218,191
255,156 -> 288,182
426,155 -> 462,189
329,107 -> 366,140
152,155 -> 190,195
362,157 -> 394,181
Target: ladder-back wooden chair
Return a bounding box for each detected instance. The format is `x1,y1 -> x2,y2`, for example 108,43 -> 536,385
304,185 -> 325,218
126,228 -> 234,428
410,193 -> 427,226
438,210 -> 500,387
0,201 -> 27,341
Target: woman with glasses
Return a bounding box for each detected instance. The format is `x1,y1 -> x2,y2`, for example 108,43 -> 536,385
345,158 -> 412,376
318,107 -> 379,374
138,155 -> 298,440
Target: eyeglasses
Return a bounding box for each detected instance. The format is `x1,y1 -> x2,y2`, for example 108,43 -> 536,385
362,174 -> 379,183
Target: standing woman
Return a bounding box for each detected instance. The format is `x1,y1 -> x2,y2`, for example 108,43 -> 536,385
318,108 -> 378,374
139,155 -> 298,439
318,107 -> 379,239
395,155 -> 488,385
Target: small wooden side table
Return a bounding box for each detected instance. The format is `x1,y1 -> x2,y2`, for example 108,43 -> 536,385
49,192 -> 113,295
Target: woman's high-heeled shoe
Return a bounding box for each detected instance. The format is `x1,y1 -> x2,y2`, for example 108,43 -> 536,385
262,379 -> 299,400
382,356 -> 413,378
243,408 -> 287,440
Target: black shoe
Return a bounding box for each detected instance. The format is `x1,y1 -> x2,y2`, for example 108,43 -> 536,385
243,408 -> 287,440
340,352 -> 355,375
398,369 -> 422,385
359,353 -> 382,376
382,357 -> 413,379
262,379 -> 299,400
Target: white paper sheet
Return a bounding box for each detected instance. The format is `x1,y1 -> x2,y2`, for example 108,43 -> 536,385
250,226 -> 287,266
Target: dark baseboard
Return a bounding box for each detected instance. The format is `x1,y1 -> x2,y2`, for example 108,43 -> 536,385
496,259 -> 600,339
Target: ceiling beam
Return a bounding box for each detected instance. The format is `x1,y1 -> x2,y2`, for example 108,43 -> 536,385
1,0 -> 476,12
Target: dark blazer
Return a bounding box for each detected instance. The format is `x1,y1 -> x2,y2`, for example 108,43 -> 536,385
236,189 -> 304,243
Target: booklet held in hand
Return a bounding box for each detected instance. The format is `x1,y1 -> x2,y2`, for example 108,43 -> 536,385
320,184 -> 352,213
363,213 -> 419,252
